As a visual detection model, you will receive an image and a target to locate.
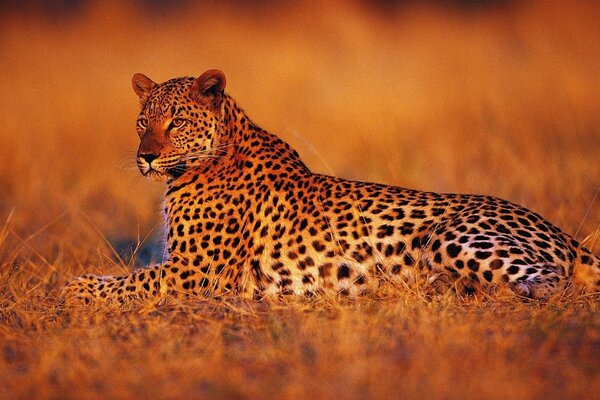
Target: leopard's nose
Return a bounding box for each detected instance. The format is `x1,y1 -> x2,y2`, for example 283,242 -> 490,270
139,153 -> 159,164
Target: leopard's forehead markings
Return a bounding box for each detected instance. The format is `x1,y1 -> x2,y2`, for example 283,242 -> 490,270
143,77 -> 195,119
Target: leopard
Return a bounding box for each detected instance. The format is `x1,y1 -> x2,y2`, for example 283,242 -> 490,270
62,69 -> 600,305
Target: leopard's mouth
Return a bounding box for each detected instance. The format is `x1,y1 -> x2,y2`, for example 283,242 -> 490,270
139,158 -> 186,181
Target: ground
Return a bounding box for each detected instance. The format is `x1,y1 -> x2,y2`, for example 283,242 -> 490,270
3,293 -> 600,399
1,2 -> 600,399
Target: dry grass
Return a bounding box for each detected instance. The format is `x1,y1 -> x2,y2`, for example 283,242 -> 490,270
1,1 -> 600,399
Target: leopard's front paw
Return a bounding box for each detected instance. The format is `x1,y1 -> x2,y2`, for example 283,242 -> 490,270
61,274 -> 110,306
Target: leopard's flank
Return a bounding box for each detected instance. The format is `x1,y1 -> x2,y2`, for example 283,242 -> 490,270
63,69 -> 600,304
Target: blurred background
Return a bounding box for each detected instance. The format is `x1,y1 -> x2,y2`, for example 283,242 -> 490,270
0,0 -> 598,268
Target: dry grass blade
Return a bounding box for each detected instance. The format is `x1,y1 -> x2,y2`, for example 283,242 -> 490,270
575,186 -> 600,241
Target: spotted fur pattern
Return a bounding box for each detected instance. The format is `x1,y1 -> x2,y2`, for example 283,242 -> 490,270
62,69 -> 600,304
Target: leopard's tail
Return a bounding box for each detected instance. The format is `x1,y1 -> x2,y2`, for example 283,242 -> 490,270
572,239 -> 600,293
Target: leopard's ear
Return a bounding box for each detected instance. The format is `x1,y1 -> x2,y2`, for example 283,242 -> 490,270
191,69 -> 226,104
132,73 -> 156,101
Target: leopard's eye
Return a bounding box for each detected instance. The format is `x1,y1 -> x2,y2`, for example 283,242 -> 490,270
170,118 -> 186,129
137,117 -> 148,130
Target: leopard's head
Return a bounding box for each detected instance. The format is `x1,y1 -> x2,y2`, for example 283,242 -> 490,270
131,69 -> 226,181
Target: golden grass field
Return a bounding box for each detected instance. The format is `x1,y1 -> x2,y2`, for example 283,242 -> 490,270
1,1 -> 600,399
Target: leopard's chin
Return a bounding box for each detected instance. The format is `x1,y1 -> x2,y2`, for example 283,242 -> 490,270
144,170 -> 170,182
